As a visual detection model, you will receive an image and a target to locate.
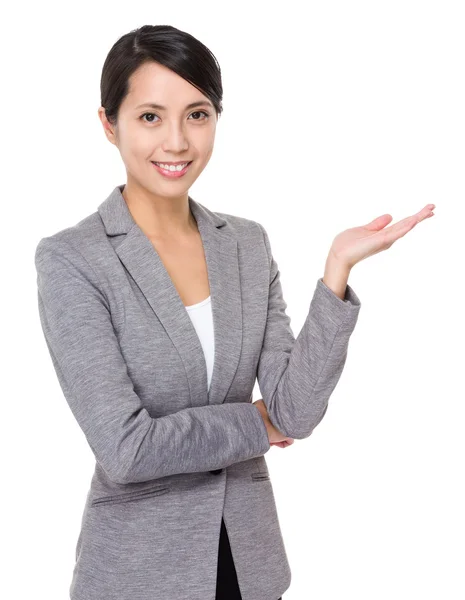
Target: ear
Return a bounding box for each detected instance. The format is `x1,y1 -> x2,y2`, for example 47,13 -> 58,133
98,106 -> 118,146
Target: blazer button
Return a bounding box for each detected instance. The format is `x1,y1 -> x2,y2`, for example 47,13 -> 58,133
209,469 -> 223,475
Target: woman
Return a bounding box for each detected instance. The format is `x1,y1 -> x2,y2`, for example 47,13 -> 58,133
34,24 -> 434,600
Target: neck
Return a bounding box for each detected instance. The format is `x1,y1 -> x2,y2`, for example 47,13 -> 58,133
122,180 -> 197,241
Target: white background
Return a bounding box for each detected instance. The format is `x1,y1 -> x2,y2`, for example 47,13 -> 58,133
1,1 -> 463,598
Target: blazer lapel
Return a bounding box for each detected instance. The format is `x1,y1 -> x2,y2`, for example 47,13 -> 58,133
97,184 -> 243,409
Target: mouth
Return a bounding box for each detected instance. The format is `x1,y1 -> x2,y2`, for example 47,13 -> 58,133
151,161 -> 193,178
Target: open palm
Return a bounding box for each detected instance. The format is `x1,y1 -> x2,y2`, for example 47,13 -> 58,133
329,203 -> 436,270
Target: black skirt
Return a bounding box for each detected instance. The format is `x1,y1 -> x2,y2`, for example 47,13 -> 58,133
215,517 -> 242,599
215,517 -> 282,600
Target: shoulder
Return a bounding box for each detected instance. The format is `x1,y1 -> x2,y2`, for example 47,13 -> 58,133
34,210 -> 107,286
34,210 -> 105,263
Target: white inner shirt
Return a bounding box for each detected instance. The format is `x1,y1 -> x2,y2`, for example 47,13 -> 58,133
184,296 -> 215,391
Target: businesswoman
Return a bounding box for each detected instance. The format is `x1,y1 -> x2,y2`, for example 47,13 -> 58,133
34,24 -> 435,600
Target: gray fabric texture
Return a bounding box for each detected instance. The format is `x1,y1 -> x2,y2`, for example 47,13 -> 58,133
35,184 -> 361,600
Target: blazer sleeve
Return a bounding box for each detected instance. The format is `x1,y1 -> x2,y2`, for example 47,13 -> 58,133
255,222 -> 362,440
35,237 -> 270,485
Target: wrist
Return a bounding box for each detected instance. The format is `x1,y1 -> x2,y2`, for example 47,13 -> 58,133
323,254 -> 351,301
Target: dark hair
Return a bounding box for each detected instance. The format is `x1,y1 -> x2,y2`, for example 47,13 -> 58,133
100,25 -> 223,126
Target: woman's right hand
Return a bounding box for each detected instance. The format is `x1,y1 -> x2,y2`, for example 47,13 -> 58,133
253,399 -> 295,447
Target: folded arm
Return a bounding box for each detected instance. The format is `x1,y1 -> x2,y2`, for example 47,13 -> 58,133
35,237 -> 270,485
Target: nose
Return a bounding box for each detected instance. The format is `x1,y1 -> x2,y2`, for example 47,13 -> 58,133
161,121 -> 189,154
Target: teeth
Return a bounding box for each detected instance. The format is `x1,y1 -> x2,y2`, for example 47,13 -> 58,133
154,162 -> 190,172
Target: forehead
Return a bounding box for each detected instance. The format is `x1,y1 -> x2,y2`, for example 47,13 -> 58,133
124,61 -> 210,108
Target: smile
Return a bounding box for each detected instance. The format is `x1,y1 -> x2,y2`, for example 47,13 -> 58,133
151,161 -> 192,178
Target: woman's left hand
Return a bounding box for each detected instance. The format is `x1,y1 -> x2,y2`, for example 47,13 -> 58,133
270,439 -> 295,448
328,203 -> 436,270
253,399 -> 295,448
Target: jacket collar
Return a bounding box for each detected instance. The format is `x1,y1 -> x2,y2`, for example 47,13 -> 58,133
98,183 -> 227,235
97,184 -> 244,408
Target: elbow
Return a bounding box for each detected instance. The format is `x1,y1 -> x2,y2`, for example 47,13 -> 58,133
288,422 -> 322,441
292,425 -> 318,440
88,439 -> 130,485
104,457 -> 162,486
298,403 -> 330,440
268,414 -> 308,441
273,403 -> 330,441
108,469 -> 132,486
105,463 -> 148,485
92,446 -> 134,484
98,460 -> 130,485
285,425 -> 313,440
105,459 -> 143,485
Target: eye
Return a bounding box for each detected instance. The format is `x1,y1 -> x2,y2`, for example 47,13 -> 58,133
140,113 -> 160,123
139,110 -> 210,124
188,110 -> 210,121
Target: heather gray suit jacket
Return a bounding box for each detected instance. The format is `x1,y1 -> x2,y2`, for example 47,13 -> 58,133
34,184 -> 361,600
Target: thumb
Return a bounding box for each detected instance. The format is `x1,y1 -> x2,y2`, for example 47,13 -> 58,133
364,214 -> 393,231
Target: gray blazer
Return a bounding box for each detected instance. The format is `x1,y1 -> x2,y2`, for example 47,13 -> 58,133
35,184 -> 361,600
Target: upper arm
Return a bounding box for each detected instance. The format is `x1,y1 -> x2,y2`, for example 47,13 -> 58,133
35,236 -> 147,481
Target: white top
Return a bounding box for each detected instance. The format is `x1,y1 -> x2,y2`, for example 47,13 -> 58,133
184,296 -> 215,391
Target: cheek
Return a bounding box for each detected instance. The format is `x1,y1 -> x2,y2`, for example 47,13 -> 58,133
201,138 -> 215,161
118,124 -> 154,155
194,126 -> 215,155
124,138 -> 155,163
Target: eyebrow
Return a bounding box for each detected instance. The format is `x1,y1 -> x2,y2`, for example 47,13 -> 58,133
135,100 -> 214,111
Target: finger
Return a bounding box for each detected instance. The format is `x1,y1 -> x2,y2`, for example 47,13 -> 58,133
366,204 -> 435,233
380,205 -> 435,241
414,204 -> 435,221
415,204 -> 436,222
